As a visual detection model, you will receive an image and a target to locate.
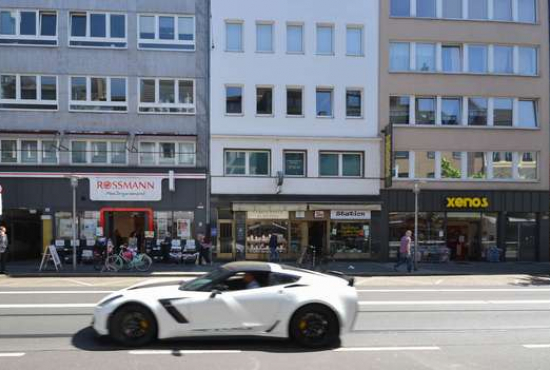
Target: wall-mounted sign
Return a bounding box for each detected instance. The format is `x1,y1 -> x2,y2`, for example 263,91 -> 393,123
247,211 -> 289,220
446,197 -> 489,209
314,211 -> 325,219
89,177 -> 162,201
295,211 -> 306,218
330,210 -> 371,220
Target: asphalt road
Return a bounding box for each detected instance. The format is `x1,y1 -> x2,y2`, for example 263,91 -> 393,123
1,275 -> 550,370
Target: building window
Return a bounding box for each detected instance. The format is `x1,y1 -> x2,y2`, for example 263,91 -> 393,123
518,0 -> 536,23
518,152 -> 537,180
226,21 -> 243,52
71,141 -> 87,164
0,74 -> 57,110
494,45 -> 513,74
468,0 -> 488,19
415,97 -> 436,125
390,42 -> 410,71
139,141 -> 195,166
70,76 -> 127,112
417,0 -> 437,18
467,152 -> 487,178
42,140 -> 58,164
320,152 -> 363,177
494,0 -> 513,21
416,43 -> 436,72
284,151 -> 306,177
390,96 -> 410,125
468,45 -> 488,73
138,14 -> 195,50
493,98 -> 513,126
492,152 -> 513,179
390,0 -> 411,16
138,78 -> 195,114
468,97 -> 488,126
71,140 -> 127,165
441,152 -> 462,178
1,139 -> 57,164
286,87 -> 303,116
0,140 -> 16,163
226,86 -> 243,114
442,45 -> 462,72
442,0 -> 463,18
21,140 -> 38,163
346,26 -> 363,56
346,89 -> 362,118
0,9 -> 57,46
316,88 -> 333,117
224,150 -> 270,176
415,151 -> 436,178
518,47 -> 537,76
316,24 -> 334,55
69,12 -> 126,48
393,151 -> 410,178
286,24 -> 303,54
518,100 -> 537,128
256,86 -> 273,115
256,23 -> 273,52
441,98 -> 461,125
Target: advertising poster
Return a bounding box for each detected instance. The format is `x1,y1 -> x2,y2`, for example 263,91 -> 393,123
177,219 -> 191,238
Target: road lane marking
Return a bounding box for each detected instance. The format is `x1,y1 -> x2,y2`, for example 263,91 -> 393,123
334,346 -> 440,352
129,350 -> 242,355
0,304 -> 96,309
359,300 -> 550,305
0,353 -> 25,357
64,279 -> 95,287
523,344 -> 550,349
357,289 -> 550,293
0,291 -> 114,295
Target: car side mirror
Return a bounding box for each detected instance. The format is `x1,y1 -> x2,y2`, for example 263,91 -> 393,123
210,289 -> 222,298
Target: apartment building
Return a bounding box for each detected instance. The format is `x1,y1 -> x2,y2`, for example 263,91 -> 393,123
0,0 -> 209,260
381,0 -> 549,262
210,0 -> 381,261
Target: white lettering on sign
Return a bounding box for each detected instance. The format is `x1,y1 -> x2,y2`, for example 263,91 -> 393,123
247,211 -> 289,220
89,177 -> 162,201
330,210 -> 371,220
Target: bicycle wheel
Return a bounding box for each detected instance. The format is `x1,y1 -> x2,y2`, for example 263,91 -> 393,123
105,255 -> 123,272
135,254 -> 152,272
93,254 -> 104,271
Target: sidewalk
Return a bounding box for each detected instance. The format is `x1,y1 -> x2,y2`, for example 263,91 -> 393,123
3,259 -> 550,277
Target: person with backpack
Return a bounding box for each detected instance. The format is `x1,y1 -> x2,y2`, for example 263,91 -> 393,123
0,226 -> 8,274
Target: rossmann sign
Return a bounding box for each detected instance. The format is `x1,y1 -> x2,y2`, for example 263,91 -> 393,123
446,197 -> 489,209
90,177 -> 162,201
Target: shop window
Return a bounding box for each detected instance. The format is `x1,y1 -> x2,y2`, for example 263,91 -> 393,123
138,78 -> 195,114
414,151 -> 436,178
441,152 -> 462,179
415,97 -> 436,125
346,89 -> 362,118
246,220 -> 289,255
492,151 -> 513,179
330,222 -> 371,255
284,151 -> 306,177
286,87 -> 303,116
388,212 -> 445,260
390,42 -> 410,71
481,213 -> 498,257
69,12 -> 127,48
518,152 -> 537,180
390,96 -> 410,125
393,151 -> 410,178
415,43 -> 436,72
467,152 -> 487,179
468,97 -> 488,126
226,86 -> 243,115
256,87 -> 273,115
493,98 -> 513,127
138,14 -> 195,50
0,9 -> 57,45
505,213 -> 537,261
441,98 -> 461,125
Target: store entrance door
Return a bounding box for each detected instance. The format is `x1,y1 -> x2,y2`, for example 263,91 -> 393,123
446,214 -> 481,261
2,210 -> 42,261
308,222 -> 326,255
100,208 -> 154,252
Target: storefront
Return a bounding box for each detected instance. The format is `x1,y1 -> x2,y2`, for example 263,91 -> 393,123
212,196 -> 383,261
0,168 -> 207,260
382,190 -> 549,262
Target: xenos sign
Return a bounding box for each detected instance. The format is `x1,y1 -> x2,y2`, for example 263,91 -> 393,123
446,197 -> 489,209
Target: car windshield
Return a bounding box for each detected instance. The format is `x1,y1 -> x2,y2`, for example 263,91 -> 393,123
179,267 -> 230,292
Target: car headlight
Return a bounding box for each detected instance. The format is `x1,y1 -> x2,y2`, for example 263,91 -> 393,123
97,294 -> 123,308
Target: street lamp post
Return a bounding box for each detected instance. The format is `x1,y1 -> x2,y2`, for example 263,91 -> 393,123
413,182 -> 420,271
70,177 -> 79,271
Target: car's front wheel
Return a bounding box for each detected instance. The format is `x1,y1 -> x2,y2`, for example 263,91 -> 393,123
290,305 -> 340,348
109,304 -> 157,347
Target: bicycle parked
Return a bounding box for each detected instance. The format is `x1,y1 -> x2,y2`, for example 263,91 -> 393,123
104,247 -> 153,272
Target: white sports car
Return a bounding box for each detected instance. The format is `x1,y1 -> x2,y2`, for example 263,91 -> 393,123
93,262 -> 358,348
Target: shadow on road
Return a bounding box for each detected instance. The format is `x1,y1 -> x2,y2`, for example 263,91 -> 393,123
72,327 -> 337,353
510,275 -> 550,286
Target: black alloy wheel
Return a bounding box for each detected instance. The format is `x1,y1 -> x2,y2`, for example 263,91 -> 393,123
109,304 -> 157,347
290,305 -> 339,348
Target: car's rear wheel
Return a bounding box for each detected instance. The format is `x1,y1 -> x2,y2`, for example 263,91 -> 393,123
290,305 -> 339,348
109,304 -> 157,347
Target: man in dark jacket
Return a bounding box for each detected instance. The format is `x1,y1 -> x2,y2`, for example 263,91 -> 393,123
0,226 -> 8,274
269,234 -> 279,262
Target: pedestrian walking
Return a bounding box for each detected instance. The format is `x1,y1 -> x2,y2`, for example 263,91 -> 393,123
269,234 -> 279,262
196,234 -> 210,265
0,226 -> 8,274
394,230 -> 412,273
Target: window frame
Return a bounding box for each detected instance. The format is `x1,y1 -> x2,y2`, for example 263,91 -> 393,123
69,76 -> 128,113
283,150 -> 307,177
224,149 -> 271,177
286,86 -> 304,117
225,20 -> 244,52
138,77 -> 196,115
346,25 -> 364,57
70,140 -> 128,166
345,88 -> 363,118
286,22 -> 304,54
68,11 -> 127,48
0,138 -> 59,165
137,13 -> 196,51
319,151 -> 364,178
0,73 -> 58,111
0,9 -> 58,46
256,21 -> 274,53
225,84 -> 244,116
138,141 -> 196,167
256,85 -> 274,116
316,23 -> 335,56
316,87 -> 334,118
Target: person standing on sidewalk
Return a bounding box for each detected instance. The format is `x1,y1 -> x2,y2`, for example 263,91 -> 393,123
394,230 -> 412,273
0,226 -> 8,274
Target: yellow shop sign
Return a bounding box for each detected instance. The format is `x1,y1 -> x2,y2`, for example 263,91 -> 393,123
446,197 -> 489,209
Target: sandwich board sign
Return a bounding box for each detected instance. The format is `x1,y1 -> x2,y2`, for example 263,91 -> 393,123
40,245 -> 62,271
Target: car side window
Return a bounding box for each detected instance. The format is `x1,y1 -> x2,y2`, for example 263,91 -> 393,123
268,272 -> 301,287
214,271 -> 269,291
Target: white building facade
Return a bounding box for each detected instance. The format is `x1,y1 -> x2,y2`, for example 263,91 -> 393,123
210,0 -> 382,261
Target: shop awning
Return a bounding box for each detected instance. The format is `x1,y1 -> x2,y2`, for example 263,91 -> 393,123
232,203 -> 308,212
308,204 -> 382,211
